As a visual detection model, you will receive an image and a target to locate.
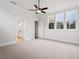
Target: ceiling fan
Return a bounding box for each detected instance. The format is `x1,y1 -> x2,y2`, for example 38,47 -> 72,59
29,0 -> 48,14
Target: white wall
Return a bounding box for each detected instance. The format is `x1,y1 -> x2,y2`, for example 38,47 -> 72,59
15,5 -> 35,40
24,11 -> 35,40
39,14 -> 79,44
0,1 -> 16,44
0,1 -> 35,45
38,0 -> 79,44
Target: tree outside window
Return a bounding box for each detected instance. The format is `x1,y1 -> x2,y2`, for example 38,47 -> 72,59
56,13 -> 64,29
66,9 -> 77,29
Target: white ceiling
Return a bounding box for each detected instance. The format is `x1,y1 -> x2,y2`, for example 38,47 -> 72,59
2,0 -> 79,13
48,0 -> 79,13
4,0 -> 44,10
0,0 -> 4,1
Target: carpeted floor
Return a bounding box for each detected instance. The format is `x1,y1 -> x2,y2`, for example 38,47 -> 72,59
0,39 -> 79,59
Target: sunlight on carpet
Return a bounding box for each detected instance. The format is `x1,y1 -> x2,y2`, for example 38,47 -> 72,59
16,35 -> 25,43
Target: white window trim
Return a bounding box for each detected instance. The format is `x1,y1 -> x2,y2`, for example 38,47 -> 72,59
47,7 -> 79,31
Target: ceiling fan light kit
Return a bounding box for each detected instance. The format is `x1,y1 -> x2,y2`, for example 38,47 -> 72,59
29,0 -> 48,14
36,10 -> 41,13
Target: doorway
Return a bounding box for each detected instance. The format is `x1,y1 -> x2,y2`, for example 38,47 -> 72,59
35,21 -> 39,38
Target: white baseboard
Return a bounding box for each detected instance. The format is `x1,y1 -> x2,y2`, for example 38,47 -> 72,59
38,37 -> 79,45
0,41 -> 16,47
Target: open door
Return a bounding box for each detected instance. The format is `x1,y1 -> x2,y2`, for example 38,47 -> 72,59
35,21 -> 39,38
16,17 -> 25,43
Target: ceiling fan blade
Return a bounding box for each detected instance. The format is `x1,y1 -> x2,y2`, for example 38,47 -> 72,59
41,11 -> 46,13
41,7 -> 48,10
29,9 -> 36,11
34,5 -> 38,8
39,8 -> 41,10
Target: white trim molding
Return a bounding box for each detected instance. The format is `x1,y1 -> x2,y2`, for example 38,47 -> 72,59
0,41 -> 16,47
38,37 -> 79,45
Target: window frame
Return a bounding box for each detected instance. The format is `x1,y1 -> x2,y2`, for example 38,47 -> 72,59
65,9 -> 78,30
47,7 -> 79,31
48,15 -> 55,30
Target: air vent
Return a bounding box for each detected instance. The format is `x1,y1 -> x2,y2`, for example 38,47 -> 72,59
10,1 -> 16,5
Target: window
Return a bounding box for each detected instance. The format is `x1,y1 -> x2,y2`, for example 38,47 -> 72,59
48,15 -> 55,29
56,13 -> 64,29
48,8 -> 78,30
66,9 -> 77,29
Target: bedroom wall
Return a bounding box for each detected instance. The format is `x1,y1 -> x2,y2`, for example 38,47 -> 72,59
23,10 -> 35,40
15,5 -> 35,40
38,0 -> 79,44
0,1 -> 16,44
15,4 -> 35,41
0,1 -> 35,45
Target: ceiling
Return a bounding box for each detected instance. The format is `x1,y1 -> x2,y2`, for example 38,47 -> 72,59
4,0 -> 46,10
2,0 -> 79,13
48,0 -> 79,13
0,0 -> 4,1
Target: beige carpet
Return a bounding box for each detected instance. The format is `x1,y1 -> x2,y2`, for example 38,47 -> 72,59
0,39 -> 79,59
